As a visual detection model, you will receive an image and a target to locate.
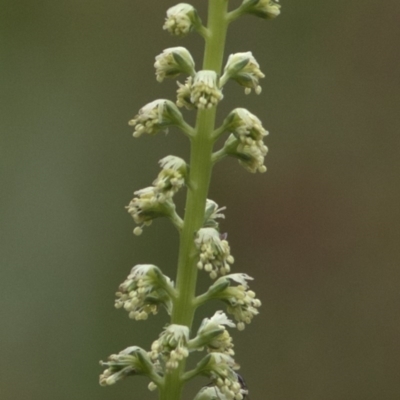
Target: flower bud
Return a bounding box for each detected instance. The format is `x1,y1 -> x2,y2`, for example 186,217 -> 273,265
155,47 -> 196,82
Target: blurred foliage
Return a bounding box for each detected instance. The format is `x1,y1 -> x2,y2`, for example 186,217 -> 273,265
1,1 -> 399,399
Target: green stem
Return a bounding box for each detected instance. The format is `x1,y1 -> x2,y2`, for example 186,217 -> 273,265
159,1 -> 229,400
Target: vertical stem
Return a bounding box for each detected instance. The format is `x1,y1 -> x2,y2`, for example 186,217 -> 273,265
159,1 -> 229,399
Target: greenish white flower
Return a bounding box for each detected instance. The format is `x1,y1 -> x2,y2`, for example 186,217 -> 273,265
176,76 -> 195,109
115,264 -> 175,320
151,324 -> 190,371
153,156 -> 188,202
194,311 -> 235,355
163,3 -> 201,37
126,186 -> 176,235
194,386 -> 229,400
209,274 -> 261,330
195,227 -> 234,279
243,0 -> 281,19
154,47 -> 196,82
99,346 -> 156,386
197,353 -> 242,400
221,52 -> 265,94
225,108 -> 268,142
191,70 -> 224,109
223,133 -> 268,174
129,99 -> 184,137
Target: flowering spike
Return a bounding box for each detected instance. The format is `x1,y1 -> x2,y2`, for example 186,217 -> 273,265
221,52 -> 265,94
155,47 -> 196,82
164,3 -> 203,37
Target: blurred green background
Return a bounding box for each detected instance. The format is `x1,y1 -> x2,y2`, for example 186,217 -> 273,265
1,1 -> 400,399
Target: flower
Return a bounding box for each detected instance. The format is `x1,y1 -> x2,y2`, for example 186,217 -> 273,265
163,3 -> 201,37
195,228 -> 234,279
154,47 -> 196,82
225,108 -> 268,142
208,274 -> 262,330
220,108 -> 269,173
177,71 -> 223,110
150,325 -> 190,371
196,353 -> 243,400
115,264 -> 175,320
126,186 -> 170,234
243,0 -> 281,20
221,52 -> 265,94
191,71 -> 224,109
99,346 -> 155,386
194,386 -> 230,400
153,156 -> 188,201
176,76 -> 195,109
128,99 -> 184,138
194,311 -> 235,355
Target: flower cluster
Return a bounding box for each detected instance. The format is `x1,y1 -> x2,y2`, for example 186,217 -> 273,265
195,227 -> 235,279
128,99 -> 184,138
208,274 -> 261,330
115,264 -> 175,320
163,3 -> 202,37
221,52 -> 265,94
150,325 -> 190,371
222,108 -> 269,173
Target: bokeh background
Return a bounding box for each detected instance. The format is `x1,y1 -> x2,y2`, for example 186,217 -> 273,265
1,1 -> 400,399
